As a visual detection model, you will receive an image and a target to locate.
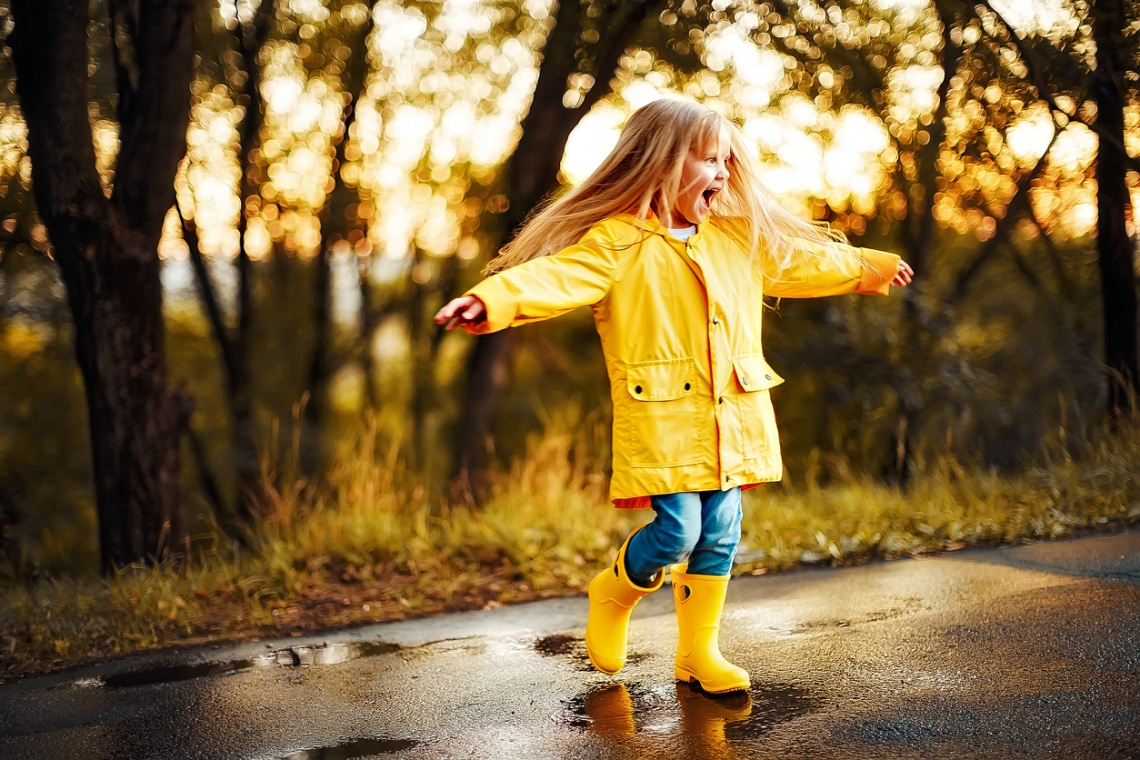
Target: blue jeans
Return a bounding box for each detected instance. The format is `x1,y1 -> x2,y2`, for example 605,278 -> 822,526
623,488 -> 743,584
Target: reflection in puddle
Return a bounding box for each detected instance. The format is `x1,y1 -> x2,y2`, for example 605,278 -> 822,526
562,682 -> 661,733
676,681 -> 754,744
94,641 -> 402,689
279,736 -> 419,759
582,683 -> 638,737
565,680 -> 820,750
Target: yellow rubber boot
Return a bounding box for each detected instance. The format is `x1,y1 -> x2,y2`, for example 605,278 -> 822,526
585,526 -> 664,674
671,563 -> 750,694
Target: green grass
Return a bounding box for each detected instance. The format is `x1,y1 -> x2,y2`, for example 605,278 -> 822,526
1,419 -> 1137,680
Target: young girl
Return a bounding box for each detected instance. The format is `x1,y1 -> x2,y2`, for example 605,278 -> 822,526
435,97 -> 912,694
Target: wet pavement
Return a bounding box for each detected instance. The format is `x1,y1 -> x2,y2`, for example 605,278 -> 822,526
1,526 -> 1138,759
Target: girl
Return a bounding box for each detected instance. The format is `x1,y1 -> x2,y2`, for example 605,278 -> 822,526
435,97 -> 912,694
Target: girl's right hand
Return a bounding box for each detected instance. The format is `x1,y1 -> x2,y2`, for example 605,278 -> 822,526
434,294 -> 487,332
894,260 -> 914,287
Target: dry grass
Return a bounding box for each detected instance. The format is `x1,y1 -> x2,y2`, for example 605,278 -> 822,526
737,433 -> 1140,571
1,419 -> 1137,680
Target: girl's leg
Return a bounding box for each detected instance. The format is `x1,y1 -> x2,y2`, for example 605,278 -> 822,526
686,487 -> 743,577
585,525 -> 664,674
671,487 -> 749,694
623,492 -> 703,586
586,493 -> 699,675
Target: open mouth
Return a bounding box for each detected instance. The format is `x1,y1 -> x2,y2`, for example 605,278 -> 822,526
701,188 -> 718,209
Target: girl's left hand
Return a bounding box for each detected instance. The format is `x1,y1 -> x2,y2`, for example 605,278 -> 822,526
894,260 -> 914,287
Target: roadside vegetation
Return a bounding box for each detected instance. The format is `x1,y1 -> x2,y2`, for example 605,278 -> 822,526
1,415 -> 1136,681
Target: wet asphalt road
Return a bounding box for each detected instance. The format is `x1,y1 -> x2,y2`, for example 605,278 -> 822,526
1,527 -> 1138,760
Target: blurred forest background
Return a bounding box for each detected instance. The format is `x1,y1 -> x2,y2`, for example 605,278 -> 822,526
0,0 -> 1138,589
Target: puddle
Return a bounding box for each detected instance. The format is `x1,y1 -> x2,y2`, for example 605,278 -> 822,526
534,633 -> 578,657
562,680 -> 820,744
278,736 -> 420,759
533,633 -> 596,671
725,683 -> 821,739
534,633 -> 648,672
100,658 -> 269,688
93,641 -> 402,689
562,682 -> 668,733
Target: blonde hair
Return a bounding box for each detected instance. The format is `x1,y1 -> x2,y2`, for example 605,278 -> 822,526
488,97 -> 849,276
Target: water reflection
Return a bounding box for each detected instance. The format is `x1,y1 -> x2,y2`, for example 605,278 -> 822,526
582,683 -> 637,738
569,679 -> 820,756
675,681 -> 753,751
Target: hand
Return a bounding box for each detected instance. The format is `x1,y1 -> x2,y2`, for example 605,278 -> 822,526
434,294 -> 487,332
893,260 -> 914,287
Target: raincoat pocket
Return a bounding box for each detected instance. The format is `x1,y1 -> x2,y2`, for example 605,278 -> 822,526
732,354 -> 783,461
621,358 -> 707,468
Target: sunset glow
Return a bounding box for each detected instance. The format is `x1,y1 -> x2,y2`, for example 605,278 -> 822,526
160,0 -> 1120,264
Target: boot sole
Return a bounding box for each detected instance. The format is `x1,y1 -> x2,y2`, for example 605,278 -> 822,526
675,669 -> 750,695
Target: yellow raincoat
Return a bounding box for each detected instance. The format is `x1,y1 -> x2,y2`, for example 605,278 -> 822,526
466,214 -> 900,508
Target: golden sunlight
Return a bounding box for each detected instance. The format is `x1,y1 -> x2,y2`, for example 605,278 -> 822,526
561,106 -> 624,185
161,0 -> 1109,267
988,0 -> 1078,38
1005,104 -> 1056,167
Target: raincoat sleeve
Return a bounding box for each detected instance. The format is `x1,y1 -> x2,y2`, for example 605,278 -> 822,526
761,238 -> 901,299
463,231 -> 622,334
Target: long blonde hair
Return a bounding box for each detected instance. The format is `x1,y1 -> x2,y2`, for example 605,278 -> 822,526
488,96 -> 847,276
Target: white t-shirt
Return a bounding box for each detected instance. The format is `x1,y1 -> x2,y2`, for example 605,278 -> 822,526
667,225 -> 697,242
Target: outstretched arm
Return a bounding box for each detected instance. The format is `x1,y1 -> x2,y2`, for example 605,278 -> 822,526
763,241 -> 913,298
433,226 -> 624,335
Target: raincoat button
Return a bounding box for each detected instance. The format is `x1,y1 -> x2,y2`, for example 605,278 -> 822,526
635,385 -> 642,394
765,373 -> 773,381
718,397 -> 725,404
684,382 -> 691,391
741,377 -> 749,386
712,316 -> 719,325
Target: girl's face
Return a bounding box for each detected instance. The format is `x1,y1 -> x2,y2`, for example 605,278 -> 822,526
669,125 -> 731,227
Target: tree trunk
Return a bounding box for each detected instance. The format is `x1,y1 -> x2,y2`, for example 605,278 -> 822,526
231,0 -> 277,519
178,205 -> 247,537
887,4 -> 961,485
302,18 -> 373,476
359,252 -> 379,410
10,0 -> 194,571
1091,0 -> 1139,419
182,1 -> 275,526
